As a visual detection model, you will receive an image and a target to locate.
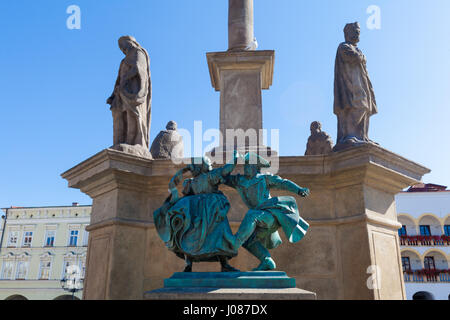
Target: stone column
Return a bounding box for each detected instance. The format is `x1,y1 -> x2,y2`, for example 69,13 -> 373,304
206,50 -> 275,159
228,0 -> 254,51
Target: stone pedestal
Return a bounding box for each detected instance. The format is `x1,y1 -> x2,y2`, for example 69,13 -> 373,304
206,50 -> 274,158
145,271 -> 316,300
274,144 -> 430,300
61,149 -> 181,300
62,144 -> 429,300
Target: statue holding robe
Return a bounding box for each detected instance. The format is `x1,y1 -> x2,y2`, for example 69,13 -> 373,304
333,22 -> 378,151
107,36 -> 152,158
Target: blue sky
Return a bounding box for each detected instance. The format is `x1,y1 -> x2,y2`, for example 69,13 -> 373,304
0,0 -> 449,208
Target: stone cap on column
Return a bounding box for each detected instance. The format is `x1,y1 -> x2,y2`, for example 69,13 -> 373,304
206,50 -> 275,91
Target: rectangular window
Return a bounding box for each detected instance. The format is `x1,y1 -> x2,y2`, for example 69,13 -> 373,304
39,261 -> 52,280
82,229 -> 89,247
62,260 -> 75,279
22,231 -> 33,247
7,231 -> 19,247
69,230 -> 79,247
401,257 -> 411,271
398,225 -> 407,236
15,261 -> 29,280
424,256 -> 436,270
444,225 -> 450,236
1,261 -> 14,280
419,225 -> 431,236
45,230 -> 56,247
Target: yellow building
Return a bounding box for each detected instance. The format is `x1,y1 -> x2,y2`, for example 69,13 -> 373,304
0,204 -> 90,300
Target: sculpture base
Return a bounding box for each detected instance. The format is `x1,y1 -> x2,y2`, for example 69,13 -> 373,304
145,271 -> 316,300
165,271 -> 295,289
111,144 -> 153,159
333,138 -> 379,152
145,287 -> 316,300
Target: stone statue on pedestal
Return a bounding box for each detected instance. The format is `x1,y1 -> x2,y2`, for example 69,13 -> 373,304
107,36 -> 152,158
150,121 -> 184,160
305,121 -> 333,156
333,22 -> 378,151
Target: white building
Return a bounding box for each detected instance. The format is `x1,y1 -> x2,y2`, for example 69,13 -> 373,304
0,204 -> 91,300
396,183 -> 450,300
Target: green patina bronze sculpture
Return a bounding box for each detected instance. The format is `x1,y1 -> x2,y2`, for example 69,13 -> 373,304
223,153 -> 310,271
154,152 -> 310,272
153,153 -> 240,272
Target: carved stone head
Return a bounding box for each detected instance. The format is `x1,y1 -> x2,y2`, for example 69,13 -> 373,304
166,121 -> 177,131
118,35 -> 140,55
310,121 -> 322,135
344,22 -> 360,45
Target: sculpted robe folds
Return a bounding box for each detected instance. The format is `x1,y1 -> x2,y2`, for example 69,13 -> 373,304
110,45 -> 152,148
334,42 -> 377,144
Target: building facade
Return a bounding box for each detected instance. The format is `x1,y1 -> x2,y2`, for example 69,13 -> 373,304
0,204 -> 90,300
396,184 -> 450,300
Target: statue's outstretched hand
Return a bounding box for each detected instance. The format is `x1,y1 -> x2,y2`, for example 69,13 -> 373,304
298,188 -> 310,197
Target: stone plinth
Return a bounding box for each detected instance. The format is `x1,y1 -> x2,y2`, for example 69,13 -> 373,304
62,144 -> 429,300
206,50 -> 274,153
61,149 -> 183,300
145,287 -> 316,300
146,271 -> 315,300
164,271 -> 296,288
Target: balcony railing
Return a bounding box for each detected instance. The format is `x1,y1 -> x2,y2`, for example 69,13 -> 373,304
400,235 -> 450,246
403,269 -> 450,283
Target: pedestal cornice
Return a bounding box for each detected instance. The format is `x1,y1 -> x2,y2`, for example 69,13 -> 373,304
206,50 -> 275,91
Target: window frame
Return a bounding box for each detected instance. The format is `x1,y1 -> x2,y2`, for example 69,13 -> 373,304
7,230 -> 19,248
398,225 -> 407,236
424,256 -> 436,270
444,225 -> 450,237
44,230 -> 56,247
401,257 -> 411,272
1,260 -> 14,280
22,231 -> 33,248
419,225 -> 431,236
68,230 -> 79,247
15,260 -> 29,280
38,260 -> 52,280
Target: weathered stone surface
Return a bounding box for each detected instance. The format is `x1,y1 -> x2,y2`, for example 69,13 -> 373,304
145,287 -> 316,300
150,121 -> 183,160
333,22 -> 377,151
206,50 -> 274,158
228,0 -> 257,51
111,144 -> 152,159
107,36 -> 152,157
305,121 -> 333,156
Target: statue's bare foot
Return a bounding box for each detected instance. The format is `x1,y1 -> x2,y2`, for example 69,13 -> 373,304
252,257 -> 276,271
